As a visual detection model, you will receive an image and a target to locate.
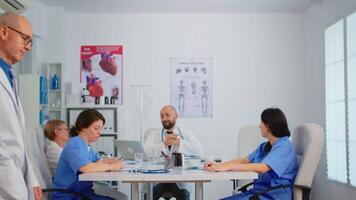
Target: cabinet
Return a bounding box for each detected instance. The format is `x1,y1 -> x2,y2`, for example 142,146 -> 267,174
46,63 -> 63,120
19,63 -> 64,128
19,74 -> 48,128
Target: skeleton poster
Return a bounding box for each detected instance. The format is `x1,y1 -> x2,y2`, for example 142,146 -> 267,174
80,45 -> 123,105
170,57 -> 213,118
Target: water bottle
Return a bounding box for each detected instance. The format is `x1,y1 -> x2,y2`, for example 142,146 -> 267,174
51,75 -> 59,90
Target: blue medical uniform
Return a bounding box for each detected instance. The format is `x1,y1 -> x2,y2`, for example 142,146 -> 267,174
52,136 -> 113,200
222,136 -> 298,200
0,58 -> 13,88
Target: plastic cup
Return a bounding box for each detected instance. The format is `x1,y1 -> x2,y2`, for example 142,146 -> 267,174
134,152 -> 144,170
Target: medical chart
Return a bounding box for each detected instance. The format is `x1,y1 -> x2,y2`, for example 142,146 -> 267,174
170,57 -> 213,118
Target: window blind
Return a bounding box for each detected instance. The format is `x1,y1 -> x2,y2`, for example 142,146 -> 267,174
325,19 -> 347,183
347,12 -> 356,187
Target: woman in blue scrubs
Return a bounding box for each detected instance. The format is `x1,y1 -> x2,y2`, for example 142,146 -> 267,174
53,109 -> 124,200
204,108 -> 298,200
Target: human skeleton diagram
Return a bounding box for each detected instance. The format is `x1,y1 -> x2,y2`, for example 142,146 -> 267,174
177,80 -> 186,115
200,80 -> 209,116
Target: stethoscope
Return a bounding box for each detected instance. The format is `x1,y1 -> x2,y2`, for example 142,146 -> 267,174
160,126 -> 184,142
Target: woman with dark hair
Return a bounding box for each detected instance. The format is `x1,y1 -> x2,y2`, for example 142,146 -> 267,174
53,109 -> 124,200
204,108 -> 298,200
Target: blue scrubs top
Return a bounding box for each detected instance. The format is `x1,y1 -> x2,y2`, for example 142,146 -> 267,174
0,58 -> 13,88
53,136 -> 100,199
222,136 -> 297,200
247,136 -> 298,199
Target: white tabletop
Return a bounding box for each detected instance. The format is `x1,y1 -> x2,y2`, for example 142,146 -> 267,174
79,168 -> 258,182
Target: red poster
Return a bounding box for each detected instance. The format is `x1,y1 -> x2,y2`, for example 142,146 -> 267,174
80,45 -> 123,105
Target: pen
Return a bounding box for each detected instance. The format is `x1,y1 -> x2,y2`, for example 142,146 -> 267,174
161,151 -> 169,159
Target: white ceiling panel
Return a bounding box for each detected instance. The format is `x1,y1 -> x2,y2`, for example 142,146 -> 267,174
35,0 -> 321,13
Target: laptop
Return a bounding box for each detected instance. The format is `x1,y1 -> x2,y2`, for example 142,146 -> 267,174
114,140 -> 148,160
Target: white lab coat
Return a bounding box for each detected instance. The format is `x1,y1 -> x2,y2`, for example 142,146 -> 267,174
144,126 -> 203,159
143,126 -> 204,193
0,69 -> 39,199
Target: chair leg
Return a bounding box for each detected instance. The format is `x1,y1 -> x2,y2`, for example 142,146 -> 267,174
302,188 -> 311,200
233,180 -> 239,190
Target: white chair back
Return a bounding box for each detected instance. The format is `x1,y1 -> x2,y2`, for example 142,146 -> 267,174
292,123 -> 324,200
143,127 -> 161,158
235,125 -> 265,190
25,127 -> 52,199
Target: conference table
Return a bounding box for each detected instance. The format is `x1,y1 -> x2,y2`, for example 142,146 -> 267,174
79,168 -> 257,200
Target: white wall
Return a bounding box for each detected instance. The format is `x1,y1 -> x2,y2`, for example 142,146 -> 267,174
19,0 -> 356,198
63,12 -> 306,199
304,0 -> 356,199
23,0 -> 67,72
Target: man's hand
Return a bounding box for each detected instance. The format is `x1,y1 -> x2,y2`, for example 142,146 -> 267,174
164,134 -> 180,146
33,186 -> 42,200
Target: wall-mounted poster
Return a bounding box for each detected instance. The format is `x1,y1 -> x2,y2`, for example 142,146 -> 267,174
170,57 -> 213,118
80,45 -> 123,105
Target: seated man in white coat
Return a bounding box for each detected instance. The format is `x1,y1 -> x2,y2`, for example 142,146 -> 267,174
144,105 -> 203,200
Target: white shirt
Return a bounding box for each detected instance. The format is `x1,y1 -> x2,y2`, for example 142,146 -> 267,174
44,140 -> 62,177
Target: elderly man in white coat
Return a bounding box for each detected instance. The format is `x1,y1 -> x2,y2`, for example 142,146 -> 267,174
0,12 -> 42,200
144,105 -> 203,200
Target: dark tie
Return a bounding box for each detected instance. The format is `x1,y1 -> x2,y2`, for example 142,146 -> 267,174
167,131 -> 173,150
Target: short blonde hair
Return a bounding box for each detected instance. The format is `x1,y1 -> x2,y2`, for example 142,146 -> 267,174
44,119 -> 66,141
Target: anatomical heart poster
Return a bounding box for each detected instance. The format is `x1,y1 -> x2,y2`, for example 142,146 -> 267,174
80,45 -> 123,105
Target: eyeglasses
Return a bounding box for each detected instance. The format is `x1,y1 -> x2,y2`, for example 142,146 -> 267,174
57,127 -> 69,132
5,25 -> 33,46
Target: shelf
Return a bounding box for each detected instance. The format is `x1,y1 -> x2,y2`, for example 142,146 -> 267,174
48,109 -> 61,112
66,104 -> 118,109
47,62 -> 63,120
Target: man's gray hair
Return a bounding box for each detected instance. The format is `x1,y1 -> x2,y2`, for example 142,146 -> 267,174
0,12 -> 21,28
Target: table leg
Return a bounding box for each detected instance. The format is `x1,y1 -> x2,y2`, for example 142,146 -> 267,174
149,183 -> 152,200
131,182 -> 139,200
195,182 -> 203,200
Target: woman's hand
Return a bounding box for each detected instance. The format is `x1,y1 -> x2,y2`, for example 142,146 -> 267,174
109,160 -> 124,171
204,161 -> 231,172
203,161 -> 216,171
81,159 -> 124,173
102,157 -> 121,164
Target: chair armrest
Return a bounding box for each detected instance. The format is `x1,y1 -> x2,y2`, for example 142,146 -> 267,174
42,188 -> 91,200
237,182 -> 254,193
249,184 -> 311,200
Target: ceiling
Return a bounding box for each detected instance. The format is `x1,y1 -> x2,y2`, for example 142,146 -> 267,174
35,0 -> 321,13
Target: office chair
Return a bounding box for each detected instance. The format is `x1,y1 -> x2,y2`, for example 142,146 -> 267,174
143,127 -> 162,158
232,125 -> 265,192
236,123 -> 324,200
25,127 -> 91,200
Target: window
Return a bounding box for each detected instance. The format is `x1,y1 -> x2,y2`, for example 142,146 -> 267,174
325,12 -> 356,186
